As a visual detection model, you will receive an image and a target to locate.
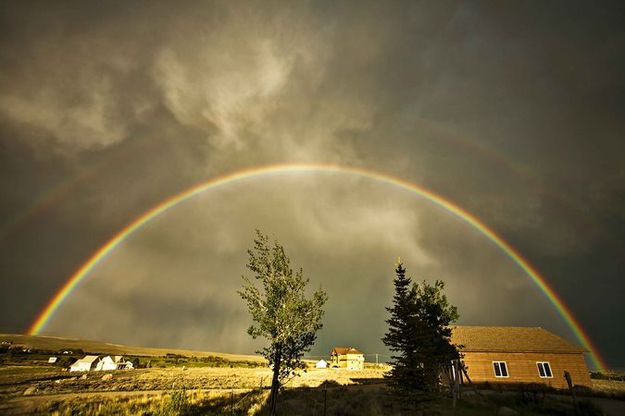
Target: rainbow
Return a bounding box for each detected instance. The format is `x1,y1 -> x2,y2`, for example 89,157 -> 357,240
27,163 -> 608,371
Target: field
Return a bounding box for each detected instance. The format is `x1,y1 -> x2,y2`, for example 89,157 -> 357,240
1,334 -> 625,415
2,364 -> 625,415
0,365 -> 392,415
0,334 -> 264,362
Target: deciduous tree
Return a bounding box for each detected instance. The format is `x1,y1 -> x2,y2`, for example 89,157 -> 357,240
238,231 -> 327,415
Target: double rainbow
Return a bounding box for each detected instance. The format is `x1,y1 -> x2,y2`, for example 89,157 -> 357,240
27,163 -> 608,371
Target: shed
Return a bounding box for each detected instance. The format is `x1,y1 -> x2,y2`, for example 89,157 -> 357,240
330,347 -> 365,370
69,355 -> 100,372
315,359 -> 328,369
451,326 -> 591,388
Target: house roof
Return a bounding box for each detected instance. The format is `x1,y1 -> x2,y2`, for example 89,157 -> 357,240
331,347 -> 363,355
451,326 -> 585,354
73,355 -> 100,365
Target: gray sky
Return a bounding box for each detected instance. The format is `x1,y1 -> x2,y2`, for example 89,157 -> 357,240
1,1 -> 623,369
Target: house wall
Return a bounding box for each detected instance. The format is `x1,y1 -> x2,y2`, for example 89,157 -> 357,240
69,363 -> 86,372
69,361 -> 96,372
331,353 -> 364,370
462,351 -> 591,388
346,353 -> 364,370
98,357 -> 117,371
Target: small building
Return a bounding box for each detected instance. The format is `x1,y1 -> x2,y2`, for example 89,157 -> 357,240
96,356 -> 118,371
315,359 -> 328,369
69,355 -> 100,372
95,355 -> 127,371
452,326 -> 591,388
117,360 -> 134,370
330,347 -> 365,370
48,357 -> 57,364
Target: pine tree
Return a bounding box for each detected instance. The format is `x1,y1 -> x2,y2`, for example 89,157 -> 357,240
382,261 -> 426,399
412,279 -> 459,393
383,261 -> 460,404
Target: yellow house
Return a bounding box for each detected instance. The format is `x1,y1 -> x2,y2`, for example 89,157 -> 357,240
330,347 -> 365,370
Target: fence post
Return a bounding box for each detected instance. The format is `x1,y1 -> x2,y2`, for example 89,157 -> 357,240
564,371 -> 580,414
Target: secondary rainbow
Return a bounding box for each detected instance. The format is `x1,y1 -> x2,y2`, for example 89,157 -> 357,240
27,163 -> 608,371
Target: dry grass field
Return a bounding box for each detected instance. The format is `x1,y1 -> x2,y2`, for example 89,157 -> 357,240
592,379 -> 625,397
0,334 -> 264,362
2,364 -> 625,415
2,334 -> 624,415
0,365 -> 388,396
0,365 -> 391,415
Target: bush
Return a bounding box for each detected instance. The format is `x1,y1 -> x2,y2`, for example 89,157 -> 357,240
590,371 -> 625,382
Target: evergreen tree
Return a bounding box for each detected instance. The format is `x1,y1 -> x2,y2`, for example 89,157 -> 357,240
238,230 -> 327,415
382,261 -> 425,398
383,261 -> 459,404
412,279 -> 459,393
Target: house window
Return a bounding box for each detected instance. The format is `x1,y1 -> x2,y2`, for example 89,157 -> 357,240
536,362 -> 553,378
493,361 -> 509,378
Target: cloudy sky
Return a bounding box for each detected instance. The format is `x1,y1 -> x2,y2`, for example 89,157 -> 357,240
1,1 -> 623,368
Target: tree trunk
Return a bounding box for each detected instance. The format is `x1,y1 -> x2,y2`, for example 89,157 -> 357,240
268,350 -> 282,416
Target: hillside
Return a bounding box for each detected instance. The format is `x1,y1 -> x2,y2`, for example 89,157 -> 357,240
0,334 -> 264,362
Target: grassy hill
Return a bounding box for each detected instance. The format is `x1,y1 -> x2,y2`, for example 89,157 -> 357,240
0,333 -> 264,362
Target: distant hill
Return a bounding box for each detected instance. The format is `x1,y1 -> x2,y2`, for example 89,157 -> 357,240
0,334 -> 264,362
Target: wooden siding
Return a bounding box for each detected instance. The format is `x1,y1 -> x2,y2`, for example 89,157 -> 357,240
330,352 -> 364,370
462,351 -> 591,388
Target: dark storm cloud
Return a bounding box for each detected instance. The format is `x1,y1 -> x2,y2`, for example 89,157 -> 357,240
1,1 -> 624,367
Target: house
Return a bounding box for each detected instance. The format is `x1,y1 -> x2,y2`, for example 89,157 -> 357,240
330,347 -> 365,370
97,356 -> 127,371
315,359 -> 328,369
69,355 -> 100,372
451,326 -> 591,388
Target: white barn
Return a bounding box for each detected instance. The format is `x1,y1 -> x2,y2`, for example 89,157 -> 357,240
69,355 -> 100,372
98,355 -> 132,371
96,356 -> 118,371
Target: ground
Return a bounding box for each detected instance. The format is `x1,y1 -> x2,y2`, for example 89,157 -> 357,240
1,364 -> 624,415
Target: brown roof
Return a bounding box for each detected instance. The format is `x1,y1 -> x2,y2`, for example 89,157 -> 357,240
331,347 -> 363,355
451,326 -> 585,354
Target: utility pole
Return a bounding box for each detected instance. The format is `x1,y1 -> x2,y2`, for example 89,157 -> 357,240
375,353 -> 378,367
